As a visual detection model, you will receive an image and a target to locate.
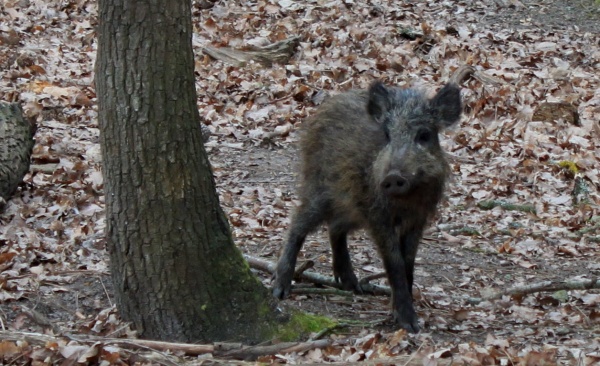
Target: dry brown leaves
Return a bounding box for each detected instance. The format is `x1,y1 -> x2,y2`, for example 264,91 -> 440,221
1,0 -> 599,364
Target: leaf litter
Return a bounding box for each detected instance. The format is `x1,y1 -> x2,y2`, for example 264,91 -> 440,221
1,0 -> 600,364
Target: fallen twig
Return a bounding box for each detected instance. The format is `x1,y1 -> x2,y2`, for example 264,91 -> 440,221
0,330 -> 333,361
477,199 -> 536,214
449,65 -> 475,85
359,272 -> 387,285
309,323 -> 350,341
30,163 -> 59,174
202,36 -> 299,67
222,339 -> 331,359
468,278 -> 600,304
291,287 -> 354,296
449,64 -> 508,86
245,254 -> 275,274
294,260 -> 315,277
244,255 -> 391,296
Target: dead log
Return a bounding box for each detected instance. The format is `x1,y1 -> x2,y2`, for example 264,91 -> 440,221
202,36 -> 299,67
0,102 -> 35,207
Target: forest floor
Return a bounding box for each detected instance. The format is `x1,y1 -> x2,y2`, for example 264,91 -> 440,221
1,0 -> 600,365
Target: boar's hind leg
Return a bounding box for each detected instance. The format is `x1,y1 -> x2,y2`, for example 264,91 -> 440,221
329,224 -> 361,293
272,202 -> 327,299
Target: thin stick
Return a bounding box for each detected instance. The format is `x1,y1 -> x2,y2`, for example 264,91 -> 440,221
294,260 -> 315,277
244,255 -> 391,296
468,278 -> 600,304
359,272 -> 386,285
291,288 -> 353,296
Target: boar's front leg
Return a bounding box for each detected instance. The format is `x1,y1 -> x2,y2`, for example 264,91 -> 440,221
400,226 -> 424,300
370,223 -> 420,333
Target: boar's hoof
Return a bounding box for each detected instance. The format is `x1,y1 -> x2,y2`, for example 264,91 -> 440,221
272,279 -> 292,300
334,272 -> 363,294
393,308 -> 421,334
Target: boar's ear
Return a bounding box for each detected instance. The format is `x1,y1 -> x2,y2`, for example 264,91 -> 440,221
367,81 -> 392,121
431,83 -> 462,128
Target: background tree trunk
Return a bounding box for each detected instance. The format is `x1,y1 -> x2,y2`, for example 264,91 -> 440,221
0,102 -> 34,207
95,0 -> 279,343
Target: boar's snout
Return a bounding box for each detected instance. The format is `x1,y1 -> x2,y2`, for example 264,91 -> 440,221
380,170 -> 410,197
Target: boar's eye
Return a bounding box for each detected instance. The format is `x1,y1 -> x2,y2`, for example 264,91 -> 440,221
415,129 -> 434,145
383,123 -> 391,141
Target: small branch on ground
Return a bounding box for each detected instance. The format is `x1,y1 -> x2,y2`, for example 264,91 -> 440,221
244,255 -> 391,296
468,278 -> 600,304
245,254 -> 275,274
294,260 -> 315,277
222,339 -> 331,360
202,36 -> 299,67
359,272 -> 387,285
30,164 -> 59,174
449,65 -> 475,85
449,64 -> 508,86
309,323 -> 351,341
575,217 -> 600,236
446,151 -> 477,164
291,287 -> 354,296
0,330 -> 333,361
477,200 -> 536,214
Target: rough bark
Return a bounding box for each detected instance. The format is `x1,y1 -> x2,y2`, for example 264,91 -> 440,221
0,102 -> 34,205
95,0 -> 278,343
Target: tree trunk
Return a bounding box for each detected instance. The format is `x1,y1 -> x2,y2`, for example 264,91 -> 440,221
0,102 -> 34,206
95,0 -> 279,343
